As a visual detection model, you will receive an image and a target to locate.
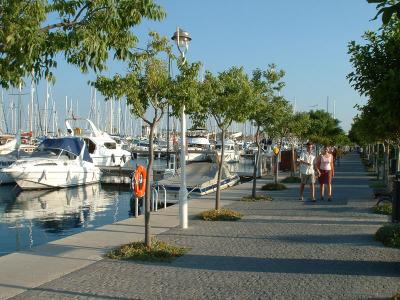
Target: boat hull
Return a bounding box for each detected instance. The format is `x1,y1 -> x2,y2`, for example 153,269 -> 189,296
4,166 -> 101,190
0,171 -> 14,184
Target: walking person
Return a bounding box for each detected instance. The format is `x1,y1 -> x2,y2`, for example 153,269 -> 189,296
316,146 -> 335,201
299,142 -> 317,202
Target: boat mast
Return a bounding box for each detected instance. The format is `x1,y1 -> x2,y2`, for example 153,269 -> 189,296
0,89 -> 8,133
109,98 -> 113,134
29,75 -> 34,137
44,80 -> 49,136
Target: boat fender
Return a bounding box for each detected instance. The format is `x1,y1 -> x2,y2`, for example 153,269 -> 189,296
133,164 -> 147,198
111,154 -> 115,164
121,154 -> 126,163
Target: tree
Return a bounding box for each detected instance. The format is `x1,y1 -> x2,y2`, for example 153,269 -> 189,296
0,0 -> 165,87
306,110 -> 344,147
286,112 -> 311,176
368,0 -> 400,24
199,67 -> 255,209
348,16 -> 400,181
94,33 -> 200,248
249,64 -> 286,197
263,97 -> 293,184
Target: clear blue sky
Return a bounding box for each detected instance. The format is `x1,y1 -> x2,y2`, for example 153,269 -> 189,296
14,0 -> 380,133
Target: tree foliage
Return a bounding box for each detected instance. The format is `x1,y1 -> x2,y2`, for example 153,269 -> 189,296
348,17 -> 400,146
198,66 -> 256,209
368,0 -> 400,24
0,0 -> 165,87
307,110 -> 344,146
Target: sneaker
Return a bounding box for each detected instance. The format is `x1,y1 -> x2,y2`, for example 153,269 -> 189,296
299,196 -> 304,201
311,198 -> 316,202
328,197 -> 332,202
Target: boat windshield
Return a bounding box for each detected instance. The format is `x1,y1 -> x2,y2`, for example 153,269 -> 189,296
31,148 -> 62,158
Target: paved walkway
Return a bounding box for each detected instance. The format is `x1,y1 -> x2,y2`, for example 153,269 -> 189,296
9,153 -> 400,299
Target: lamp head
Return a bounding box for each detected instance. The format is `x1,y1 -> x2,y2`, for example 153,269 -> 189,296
171,28 -> 191,54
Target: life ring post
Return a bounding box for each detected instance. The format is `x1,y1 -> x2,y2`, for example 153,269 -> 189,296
132,164 -> 147,199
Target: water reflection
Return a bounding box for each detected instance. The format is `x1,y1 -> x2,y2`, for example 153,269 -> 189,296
0,184 -> 132,256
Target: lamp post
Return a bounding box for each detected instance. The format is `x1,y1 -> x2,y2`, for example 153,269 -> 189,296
172,27 -> 191,229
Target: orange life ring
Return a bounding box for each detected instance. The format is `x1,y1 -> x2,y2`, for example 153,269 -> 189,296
133,165 -> 147,198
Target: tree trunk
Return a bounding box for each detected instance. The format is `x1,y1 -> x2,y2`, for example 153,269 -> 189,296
383,143 -> 387,183
251,126 -> 261,198
290,144 -> 295,177
376,143 -> 380,180
397,145 -> 400,173
383,142 -> 390,185
274,150 -> 279,184
215,128 -> 225,210
144,123 -> 155,248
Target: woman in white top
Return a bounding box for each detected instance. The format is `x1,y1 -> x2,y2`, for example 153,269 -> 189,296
316,146 -> 335,201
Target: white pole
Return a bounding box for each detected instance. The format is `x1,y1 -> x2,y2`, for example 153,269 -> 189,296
178,28 -> 188,229
179,103 -> 188,229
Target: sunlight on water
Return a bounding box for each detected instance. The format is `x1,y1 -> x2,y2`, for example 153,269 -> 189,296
0,157 -> 257,256
0,184 -> 132,256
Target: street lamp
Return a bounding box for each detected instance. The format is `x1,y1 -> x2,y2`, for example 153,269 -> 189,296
172,27 -> 191,229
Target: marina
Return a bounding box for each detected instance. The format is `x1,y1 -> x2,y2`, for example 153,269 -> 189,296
0,156 -> 265,256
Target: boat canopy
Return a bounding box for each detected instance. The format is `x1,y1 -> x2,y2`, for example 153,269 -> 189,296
38,137 -> 93,163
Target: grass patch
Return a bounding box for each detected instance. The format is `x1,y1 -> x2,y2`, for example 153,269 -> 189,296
261,182 -> 287,191
375,224 -> 400,248
106,238 -> 187,262
281,176 -> 301,183
241,195 -> 273,202
373,202 -> 392,215
198,208 -> 243,221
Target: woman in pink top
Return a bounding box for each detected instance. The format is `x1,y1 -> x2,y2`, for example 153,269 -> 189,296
316,146 -> 335,201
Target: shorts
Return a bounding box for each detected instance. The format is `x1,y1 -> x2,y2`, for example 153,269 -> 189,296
318,169 -> 332,184
300,173 -> 315,185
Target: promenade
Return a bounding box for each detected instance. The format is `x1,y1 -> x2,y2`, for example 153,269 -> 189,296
6,153 -> 400,299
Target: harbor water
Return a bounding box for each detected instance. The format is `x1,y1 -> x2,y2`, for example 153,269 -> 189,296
0,157 -> 259,256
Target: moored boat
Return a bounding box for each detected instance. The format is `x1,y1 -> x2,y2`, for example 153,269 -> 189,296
3,137 -> 101,190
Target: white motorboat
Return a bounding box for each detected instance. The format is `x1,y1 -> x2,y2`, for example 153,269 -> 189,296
0,154 -> 15,184
187,129 -> 212,162
3,137 -> 101,190
0,135 -> 17,155
216,139 -> 240,163
66,118 -> 132,168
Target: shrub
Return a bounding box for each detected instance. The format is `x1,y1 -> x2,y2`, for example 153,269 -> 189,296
375,224 -> 400,248
373,203 -> 392,215
106,238 -> 187,262
198,208 -> 243,221
281,176 -> 301,183
241,195 -> 273,202
261,183 -> 287,191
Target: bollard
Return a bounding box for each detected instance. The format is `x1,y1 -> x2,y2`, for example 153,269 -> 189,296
392,173 -> 400,223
